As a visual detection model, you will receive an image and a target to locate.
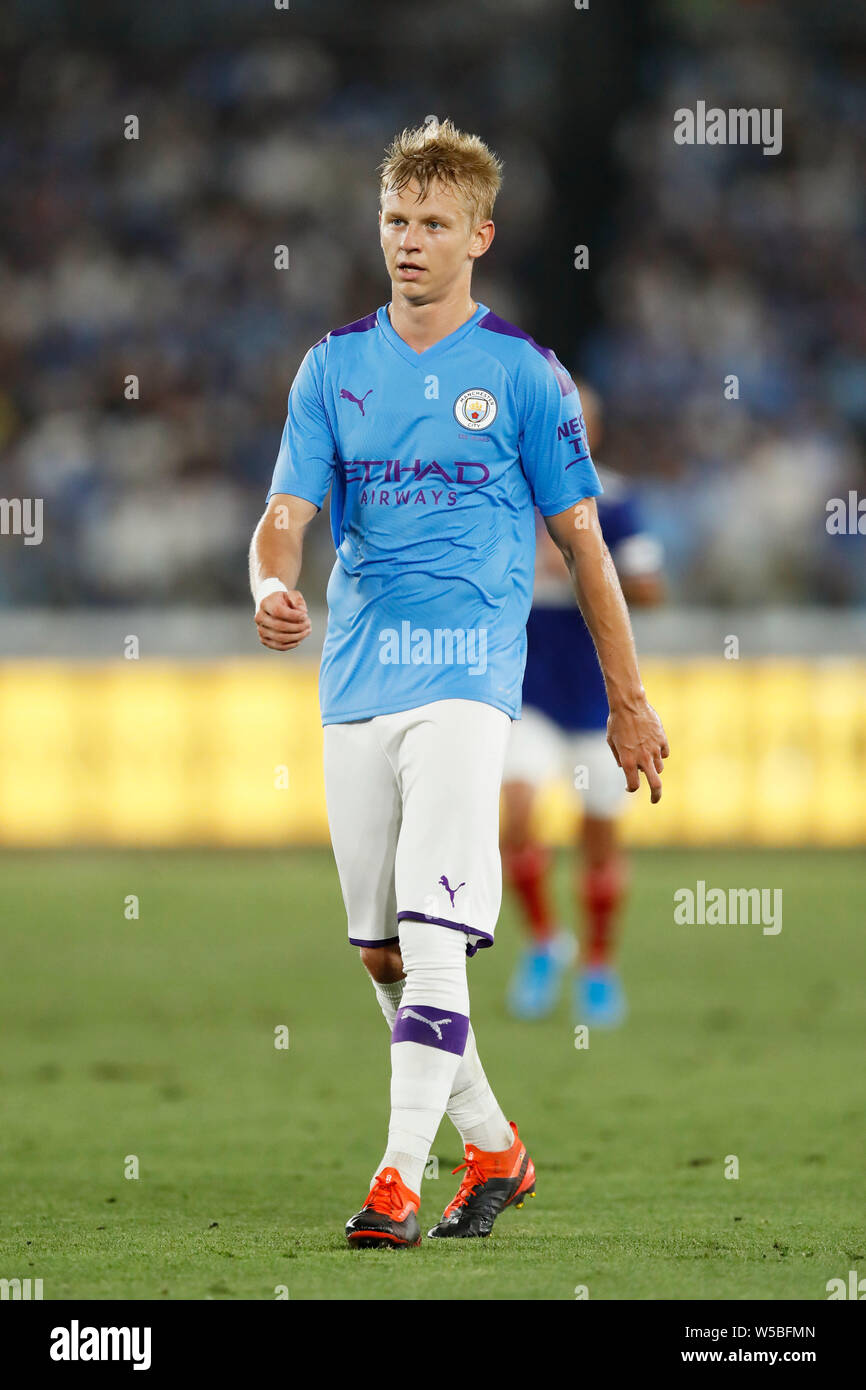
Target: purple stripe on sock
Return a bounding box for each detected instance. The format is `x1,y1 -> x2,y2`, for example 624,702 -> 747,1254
348,935 -> 400,948
392,1003 -> 469,1056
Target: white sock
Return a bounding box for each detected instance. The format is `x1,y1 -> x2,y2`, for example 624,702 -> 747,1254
376,921 -> 470,1194
370,968 -> 512,1156
373,976 -> 405,1028
447,1028 -> 514,1153
370,976 -> 425,1192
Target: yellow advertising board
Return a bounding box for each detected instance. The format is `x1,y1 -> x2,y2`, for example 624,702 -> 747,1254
0,659 -> 862,847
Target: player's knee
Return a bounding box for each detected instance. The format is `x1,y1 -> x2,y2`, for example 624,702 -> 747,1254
582,815 -> 619,869
359,944 -> 403,983
397,919 -> 470,1015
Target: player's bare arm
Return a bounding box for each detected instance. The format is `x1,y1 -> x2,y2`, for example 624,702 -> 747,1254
544,499 -> 670,803
249,492 -> 317,651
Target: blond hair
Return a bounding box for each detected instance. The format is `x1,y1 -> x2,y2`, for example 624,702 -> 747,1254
378,118 -> 503,228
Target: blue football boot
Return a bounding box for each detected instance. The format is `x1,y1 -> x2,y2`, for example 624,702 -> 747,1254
507,933 -> 574,1020
575,965 -> 627,1027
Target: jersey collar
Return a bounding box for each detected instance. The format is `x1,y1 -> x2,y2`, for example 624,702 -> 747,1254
376,300 -> 489,366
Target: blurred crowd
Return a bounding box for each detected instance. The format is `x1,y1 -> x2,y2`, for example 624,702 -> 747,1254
0,1 -> 863,608
581,23 -> 866,604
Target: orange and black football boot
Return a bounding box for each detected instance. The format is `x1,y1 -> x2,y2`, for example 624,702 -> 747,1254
345,1167 -> 422,1249
428,1121 -> 536,1238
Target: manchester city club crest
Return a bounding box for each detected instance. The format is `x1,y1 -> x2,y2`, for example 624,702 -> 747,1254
453,387 -> 498,431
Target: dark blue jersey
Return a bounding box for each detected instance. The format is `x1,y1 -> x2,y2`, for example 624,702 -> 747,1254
521,467 -> 662,732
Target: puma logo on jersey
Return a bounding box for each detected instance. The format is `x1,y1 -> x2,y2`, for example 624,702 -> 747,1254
340,387 -> 372,415
400,1008 -> 453,1041
439,875 -> 466,910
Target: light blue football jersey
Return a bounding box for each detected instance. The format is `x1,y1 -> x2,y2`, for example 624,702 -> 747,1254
267,301 -> 602,724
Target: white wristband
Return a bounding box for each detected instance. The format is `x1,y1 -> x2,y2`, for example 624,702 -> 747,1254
254,577 -> 290,610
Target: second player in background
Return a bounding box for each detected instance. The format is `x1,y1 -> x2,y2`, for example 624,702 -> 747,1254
502,382 -> 665,1026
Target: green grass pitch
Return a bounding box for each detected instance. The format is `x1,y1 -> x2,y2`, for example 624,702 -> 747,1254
1,848 -> 863,1301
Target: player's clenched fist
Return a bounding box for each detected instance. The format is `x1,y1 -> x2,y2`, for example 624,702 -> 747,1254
606,698 -> 670,804
255,589 -> 312,651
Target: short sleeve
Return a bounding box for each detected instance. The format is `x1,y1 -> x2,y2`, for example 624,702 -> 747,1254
267,342 -> 337,506
517,349 -> 602,516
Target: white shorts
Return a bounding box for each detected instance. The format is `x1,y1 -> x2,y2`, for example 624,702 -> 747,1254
323,699 -> 512,956
503,705 -> 627,819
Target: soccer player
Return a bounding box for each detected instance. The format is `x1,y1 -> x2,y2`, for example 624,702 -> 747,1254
501,382 -> 665,1025
249,119 -> 668,1249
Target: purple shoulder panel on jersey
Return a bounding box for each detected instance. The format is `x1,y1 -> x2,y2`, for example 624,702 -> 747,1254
478,311 -> 577,397
329,311 -> 379,338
